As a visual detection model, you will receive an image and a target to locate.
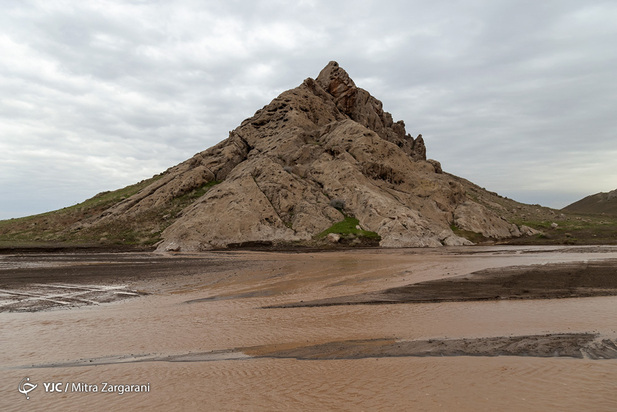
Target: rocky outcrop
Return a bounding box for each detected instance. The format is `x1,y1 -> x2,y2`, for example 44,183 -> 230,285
85,61 -> 532,251
519,225 -> 543,237
454,201 -> 522,239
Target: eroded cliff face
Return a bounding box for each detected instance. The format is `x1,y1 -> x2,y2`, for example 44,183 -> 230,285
89,61 -> 521,251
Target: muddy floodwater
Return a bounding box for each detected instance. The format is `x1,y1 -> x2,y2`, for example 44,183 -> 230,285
2,245 -> 617,411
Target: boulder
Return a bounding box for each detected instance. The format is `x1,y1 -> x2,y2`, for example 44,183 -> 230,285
520,225 -> 543,236
327,233 -> 341,243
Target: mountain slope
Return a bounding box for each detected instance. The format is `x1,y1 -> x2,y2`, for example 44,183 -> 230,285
562,189 -> 617,216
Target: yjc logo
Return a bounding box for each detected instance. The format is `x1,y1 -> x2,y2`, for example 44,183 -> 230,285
43,382 -> 63,392
18,377 -> 37,400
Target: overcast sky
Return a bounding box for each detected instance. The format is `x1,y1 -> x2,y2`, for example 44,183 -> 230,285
1,0 -> 616,220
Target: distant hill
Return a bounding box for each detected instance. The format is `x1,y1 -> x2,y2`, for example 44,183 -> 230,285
562,189 -> 617,215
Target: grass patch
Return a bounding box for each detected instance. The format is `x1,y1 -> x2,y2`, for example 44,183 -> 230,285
507,214 -> 617,245
62,174 -> 166,216
173,180 -> 221,204
450,224 -> 487,244
317,216 -> 380,240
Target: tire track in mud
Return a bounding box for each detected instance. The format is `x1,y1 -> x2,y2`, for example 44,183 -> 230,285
0,283 -> 146,312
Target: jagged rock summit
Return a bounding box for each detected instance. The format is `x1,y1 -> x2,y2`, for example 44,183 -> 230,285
91,61 -> 524,251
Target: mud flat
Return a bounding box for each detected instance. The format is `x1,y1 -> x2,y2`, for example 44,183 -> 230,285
2,245 -> 617,411
0,252 -> 248,312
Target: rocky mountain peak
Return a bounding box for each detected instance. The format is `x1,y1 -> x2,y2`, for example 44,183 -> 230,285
313,61 -> 424,160
77,62 -> 528,252
316,61 -> 357,97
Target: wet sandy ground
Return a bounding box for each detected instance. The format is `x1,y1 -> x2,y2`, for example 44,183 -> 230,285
0,253 -> 243,312
2,245 -> 617,411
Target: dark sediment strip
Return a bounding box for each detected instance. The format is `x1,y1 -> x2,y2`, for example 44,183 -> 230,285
256,333 -> 617,359
249,334 -> 617,360
20,333 -> 617,370
265,260 -> 617,308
